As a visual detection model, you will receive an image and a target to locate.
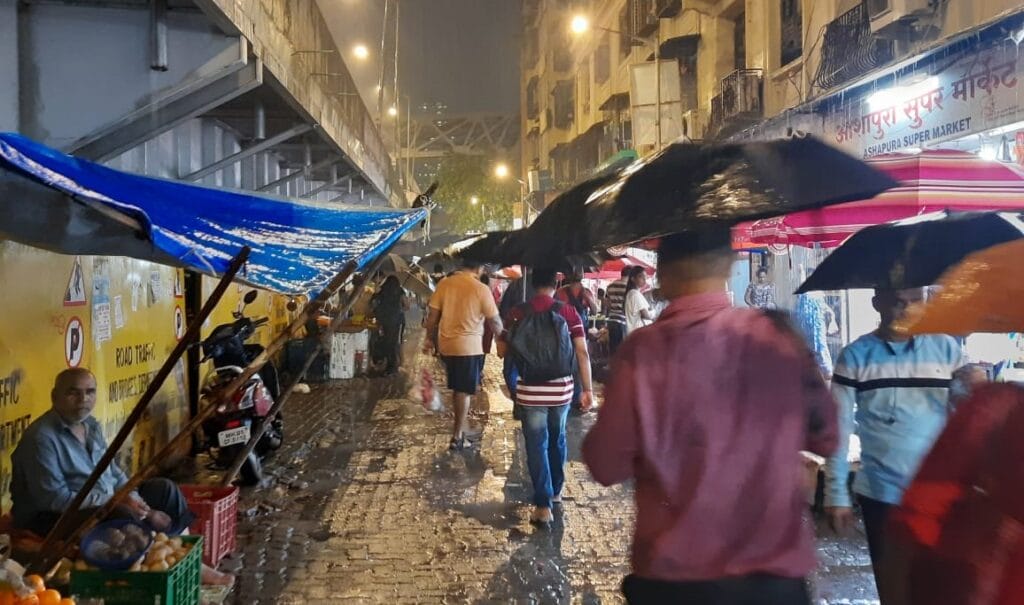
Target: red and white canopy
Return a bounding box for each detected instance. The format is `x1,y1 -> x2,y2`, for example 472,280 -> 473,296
734,150 -> 1024,249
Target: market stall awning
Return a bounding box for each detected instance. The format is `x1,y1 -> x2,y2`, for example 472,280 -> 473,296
741,150 -> 1024,248
0,133 -> 426,295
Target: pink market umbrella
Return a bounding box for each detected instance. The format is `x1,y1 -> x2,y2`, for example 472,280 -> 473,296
745,150 -> 1024,248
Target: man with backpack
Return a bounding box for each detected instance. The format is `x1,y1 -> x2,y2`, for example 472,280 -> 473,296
502,267 -> 594,526
556,272 -> 599,412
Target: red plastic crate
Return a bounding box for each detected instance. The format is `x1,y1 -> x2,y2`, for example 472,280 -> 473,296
180,484 -> 238,567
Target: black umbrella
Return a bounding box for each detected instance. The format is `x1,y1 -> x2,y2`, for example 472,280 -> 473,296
473,136 -> 897,264
579,135 -> 898,252
797,211 -> 1024,293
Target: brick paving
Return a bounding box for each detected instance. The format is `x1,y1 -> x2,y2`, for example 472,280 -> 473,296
218,332 -> 878,604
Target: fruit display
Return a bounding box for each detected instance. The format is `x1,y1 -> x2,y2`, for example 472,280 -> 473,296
0,573 -> 75,605
83,523 -> 150,567
75,531 -> 192,574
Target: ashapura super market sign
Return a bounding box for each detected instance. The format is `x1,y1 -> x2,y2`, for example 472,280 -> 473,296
827,42 -> 1021,158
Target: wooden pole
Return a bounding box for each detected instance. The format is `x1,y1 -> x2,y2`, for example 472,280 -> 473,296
31,247 -> 250,569
219,251 -> 391,485
30,262 -> 357,574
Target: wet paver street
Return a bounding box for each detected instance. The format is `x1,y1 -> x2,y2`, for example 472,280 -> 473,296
219,335 -> 880,604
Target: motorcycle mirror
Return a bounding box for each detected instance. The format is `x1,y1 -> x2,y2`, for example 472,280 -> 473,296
286,299 -> 299,312
243,290 -> 259,305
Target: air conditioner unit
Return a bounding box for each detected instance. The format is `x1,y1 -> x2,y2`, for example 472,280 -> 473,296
867,0 -> 933,35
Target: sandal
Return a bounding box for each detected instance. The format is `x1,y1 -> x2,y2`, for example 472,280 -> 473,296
448,436 -> 466,451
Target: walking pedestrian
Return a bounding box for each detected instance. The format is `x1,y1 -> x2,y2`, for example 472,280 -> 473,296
498,276 -> 535,401
371,275 -> 408,376
623,266 -> 654,335
824,288 -> 965,603
504,267 -> 593,525
583,227 -> 838,605
604,267 -> 630,355
556,272 -> 599,411
886,382 -> 1022,605
423,260 -> 502,451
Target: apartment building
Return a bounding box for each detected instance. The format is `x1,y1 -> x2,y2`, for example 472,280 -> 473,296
521,0 -> 1024,203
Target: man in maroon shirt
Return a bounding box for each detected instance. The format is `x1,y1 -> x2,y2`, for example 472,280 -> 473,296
503,267 -> 594,525
583,227 -> 839,604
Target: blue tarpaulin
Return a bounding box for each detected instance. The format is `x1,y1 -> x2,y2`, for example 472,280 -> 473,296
0,133 -> 426,294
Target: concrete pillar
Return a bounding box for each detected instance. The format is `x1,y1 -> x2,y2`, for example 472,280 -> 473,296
0,0 -> 19,131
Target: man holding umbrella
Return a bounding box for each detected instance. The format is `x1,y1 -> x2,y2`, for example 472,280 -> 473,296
584,227 -> 838,604
824,288 -> 965,602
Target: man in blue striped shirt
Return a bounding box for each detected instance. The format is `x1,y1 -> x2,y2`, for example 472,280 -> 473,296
824,288 -> 965,602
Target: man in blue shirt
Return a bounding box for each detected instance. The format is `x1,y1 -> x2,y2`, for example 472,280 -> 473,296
11,368 -> 192,536
824,288 -> 965,601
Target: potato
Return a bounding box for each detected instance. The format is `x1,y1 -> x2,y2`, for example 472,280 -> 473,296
154,532 -> 169,543
86,541 -> 111,561
169,537 -> 183,549
151,561 -> 169,572
103,528 -> 126,548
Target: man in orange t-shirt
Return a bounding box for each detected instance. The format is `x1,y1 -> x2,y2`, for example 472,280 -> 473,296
424,260 -> 502,451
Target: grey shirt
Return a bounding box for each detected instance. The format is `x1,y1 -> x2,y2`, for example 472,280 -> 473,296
11,410 -> 129,528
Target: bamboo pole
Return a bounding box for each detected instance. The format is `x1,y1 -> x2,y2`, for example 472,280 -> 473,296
219,252 -> 391,485
31,247 -> 250,569
30,262 -> 357,574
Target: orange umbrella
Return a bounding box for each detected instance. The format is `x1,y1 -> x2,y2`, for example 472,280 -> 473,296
897,239 -> 1024,336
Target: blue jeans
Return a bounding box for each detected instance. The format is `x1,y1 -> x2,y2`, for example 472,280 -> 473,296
503,356 -> 519,400
519,404 -> 570,508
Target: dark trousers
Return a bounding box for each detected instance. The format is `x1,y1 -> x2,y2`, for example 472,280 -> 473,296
608,322 -> 625,356
28,478 -> 195,537
858,494 -> 895,603
622,574 -> 811,605
379,320 -> 403,373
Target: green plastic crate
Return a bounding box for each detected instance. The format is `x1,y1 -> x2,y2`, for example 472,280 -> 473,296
70,535 -> 202,605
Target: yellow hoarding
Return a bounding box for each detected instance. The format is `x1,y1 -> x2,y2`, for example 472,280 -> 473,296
0,242 -> 188,513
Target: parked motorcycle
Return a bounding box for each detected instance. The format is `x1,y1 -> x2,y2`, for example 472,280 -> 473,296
198,290 -> 283,485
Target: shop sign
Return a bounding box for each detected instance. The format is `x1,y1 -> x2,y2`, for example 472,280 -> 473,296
825,43 -> 1021,158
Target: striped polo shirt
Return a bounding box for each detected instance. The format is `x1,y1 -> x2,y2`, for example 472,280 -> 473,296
506,295 -> 586,407
605,278 -> 628,324
825,332 -> 965,507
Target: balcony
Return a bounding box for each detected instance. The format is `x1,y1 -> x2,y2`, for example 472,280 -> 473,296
655,0 -> 682,18
812,1 -> 894,92
708,69 -> 764,139
631,0 -> 658,38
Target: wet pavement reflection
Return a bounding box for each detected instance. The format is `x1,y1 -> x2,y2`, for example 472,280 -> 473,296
222,336 -> 878,604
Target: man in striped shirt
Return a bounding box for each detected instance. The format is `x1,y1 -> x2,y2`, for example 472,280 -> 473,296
604,267 -> 630,355
825,288 -> 965,602
502,267 -> 594,525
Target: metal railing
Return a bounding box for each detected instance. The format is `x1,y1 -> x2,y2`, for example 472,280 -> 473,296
812,1 -> 894,92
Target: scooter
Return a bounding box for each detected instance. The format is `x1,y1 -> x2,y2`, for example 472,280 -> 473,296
198,290 -> 283,485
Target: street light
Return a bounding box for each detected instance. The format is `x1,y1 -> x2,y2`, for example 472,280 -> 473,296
570,15 -> 590,35
470,196 -> 479,205
387,105 -> 399,118
570,13 -> 662,150
494,163 -> 510,179
352,44 -> 370,60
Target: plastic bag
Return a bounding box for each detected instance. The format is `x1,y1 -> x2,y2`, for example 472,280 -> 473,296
409,366 -> 443,412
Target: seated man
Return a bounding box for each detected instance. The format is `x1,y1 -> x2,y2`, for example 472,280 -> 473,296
11,368 -> 232,585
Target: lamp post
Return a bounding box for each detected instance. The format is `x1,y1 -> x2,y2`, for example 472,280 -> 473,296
571,15 -> 661,151
494,163 -> 530,228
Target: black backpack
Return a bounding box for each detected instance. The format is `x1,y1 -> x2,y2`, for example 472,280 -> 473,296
508,301 -> 576,383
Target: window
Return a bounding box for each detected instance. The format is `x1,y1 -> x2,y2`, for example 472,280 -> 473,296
734,12 -> 746,71
579,63 -> 591,117
595,34 -> 611,84
553,81 -> 575,129
619,8 -> 632,61
780,0 -> 803,66
526,77 -> 539,120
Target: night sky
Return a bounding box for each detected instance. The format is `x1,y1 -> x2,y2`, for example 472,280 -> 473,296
317,0 -> 522,116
